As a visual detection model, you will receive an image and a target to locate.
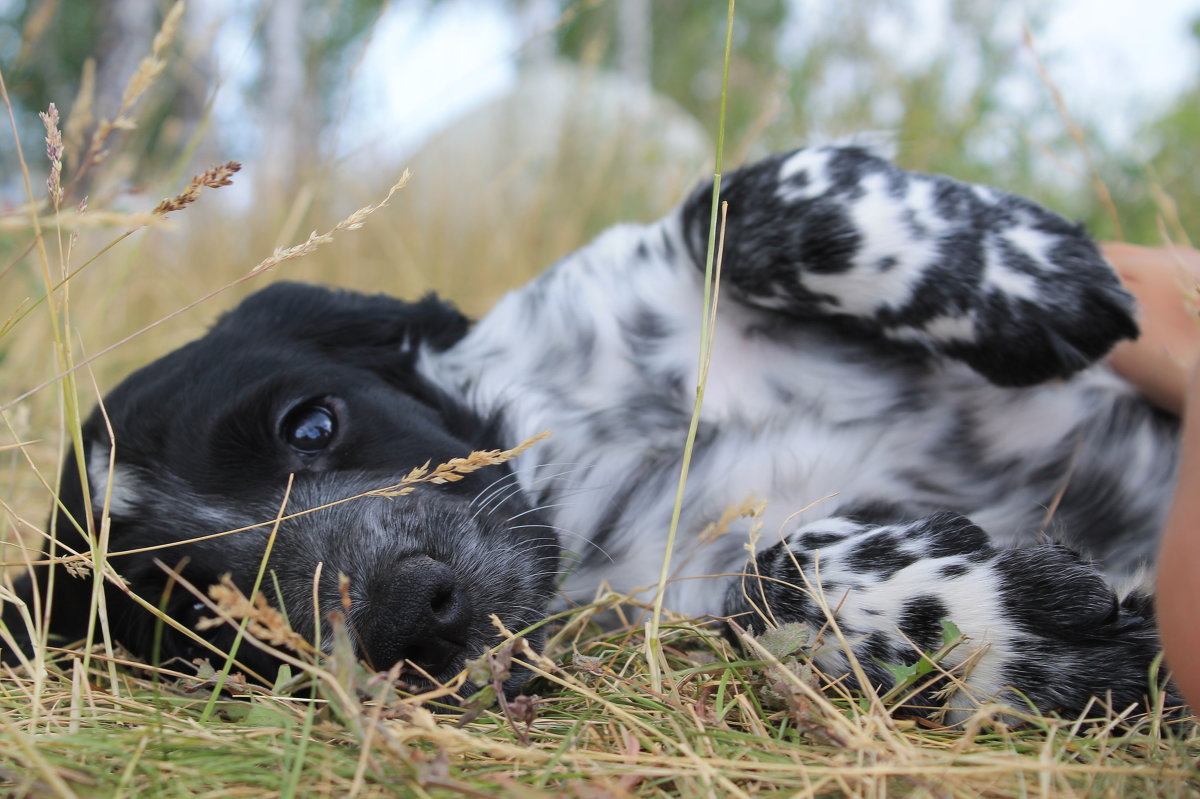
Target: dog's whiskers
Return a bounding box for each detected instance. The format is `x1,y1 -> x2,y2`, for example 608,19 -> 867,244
507,521 -> 614,563
471,462 -> 596,521
469,470 -> 521,510
520,571 -> 567,582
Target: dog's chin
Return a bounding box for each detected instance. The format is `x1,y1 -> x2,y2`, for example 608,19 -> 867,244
402,624 -> 547,703
162,603 -> 548,705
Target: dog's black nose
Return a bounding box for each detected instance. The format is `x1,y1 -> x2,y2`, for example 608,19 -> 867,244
354,555 -> 473,677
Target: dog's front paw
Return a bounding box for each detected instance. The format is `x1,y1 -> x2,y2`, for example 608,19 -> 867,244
726,512 -> 1171,719
679,146 -> 1138,387
930,211 -> 1139,387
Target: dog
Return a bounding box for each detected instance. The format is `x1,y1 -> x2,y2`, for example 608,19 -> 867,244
3,145 -> 1179,716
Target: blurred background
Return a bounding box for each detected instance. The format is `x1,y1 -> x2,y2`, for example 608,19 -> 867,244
1,0 -> 1198,526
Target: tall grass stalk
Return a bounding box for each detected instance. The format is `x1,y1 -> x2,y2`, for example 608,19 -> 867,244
645,0 -> 736,691
0,64 -> 123,703
1022,24 -> 1124,240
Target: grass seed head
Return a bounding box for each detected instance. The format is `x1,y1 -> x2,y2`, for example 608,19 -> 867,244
199,574 -> 309,652
373,431 -> 551,498
39,102 -> 63,207
116,0 -> 185,118
152,160 -> 242,215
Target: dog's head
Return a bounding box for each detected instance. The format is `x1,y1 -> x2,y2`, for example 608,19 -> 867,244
20,283 -> 558,690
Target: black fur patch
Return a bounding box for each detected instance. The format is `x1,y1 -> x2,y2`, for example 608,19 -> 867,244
898,596 -> 949,652
845,532 -> 918,578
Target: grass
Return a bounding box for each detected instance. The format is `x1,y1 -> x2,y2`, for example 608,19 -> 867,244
2,4 -> 1199,798
0,612 -> 1197,797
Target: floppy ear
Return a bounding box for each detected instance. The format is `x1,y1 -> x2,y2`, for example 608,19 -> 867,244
212,282 -> 472,358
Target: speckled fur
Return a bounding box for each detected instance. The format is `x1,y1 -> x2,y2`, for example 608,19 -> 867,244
7,145 -> 1179,716
425,145 -> 1178,715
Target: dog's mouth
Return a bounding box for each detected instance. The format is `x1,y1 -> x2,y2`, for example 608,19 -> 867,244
164,578 -> 529,698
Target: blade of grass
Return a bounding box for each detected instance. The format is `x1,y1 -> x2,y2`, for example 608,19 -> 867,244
1022,24 -> 1122,239
1,172 -> 411,415
198,473 -> 295,722
646,0 -> 735,691
280,683 -> 319,799
0,64 -> 124,703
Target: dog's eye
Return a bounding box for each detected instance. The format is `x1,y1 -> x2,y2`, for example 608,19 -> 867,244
281,404 -> 337,455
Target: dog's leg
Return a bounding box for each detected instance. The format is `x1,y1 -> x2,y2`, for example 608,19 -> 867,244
724,511 -> 1170,719
677,146 -> 1138,387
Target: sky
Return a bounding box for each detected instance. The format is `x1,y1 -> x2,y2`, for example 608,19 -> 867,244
342,1 -> 521,162
1043,0 -> 1197,108
331,0 -> 1200,168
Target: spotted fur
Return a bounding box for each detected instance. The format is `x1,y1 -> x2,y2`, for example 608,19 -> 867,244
4,145 -> 1179,716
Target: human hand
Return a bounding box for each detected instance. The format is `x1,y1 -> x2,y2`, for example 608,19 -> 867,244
1110,243 -> 1200,709
1105,242 -> 1200,414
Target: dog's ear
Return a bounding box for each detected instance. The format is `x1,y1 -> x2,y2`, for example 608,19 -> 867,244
213,282 -> 471,356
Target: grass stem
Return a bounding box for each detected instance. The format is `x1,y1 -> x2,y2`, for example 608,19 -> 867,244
646,0 -> 736,689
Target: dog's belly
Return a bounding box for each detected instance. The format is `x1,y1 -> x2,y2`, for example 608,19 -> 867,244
527,361 -> 1167,618
546,418 -> 934,616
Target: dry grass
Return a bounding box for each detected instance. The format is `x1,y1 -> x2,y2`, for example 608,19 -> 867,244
1,6 -> 1199,799
0,607 -> 1196,798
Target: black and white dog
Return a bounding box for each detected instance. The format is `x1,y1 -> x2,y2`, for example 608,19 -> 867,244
5,146 -> 1179,717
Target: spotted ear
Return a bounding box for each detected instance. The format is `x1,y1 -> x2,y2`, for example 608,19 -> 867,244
213,282 -> 472,359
